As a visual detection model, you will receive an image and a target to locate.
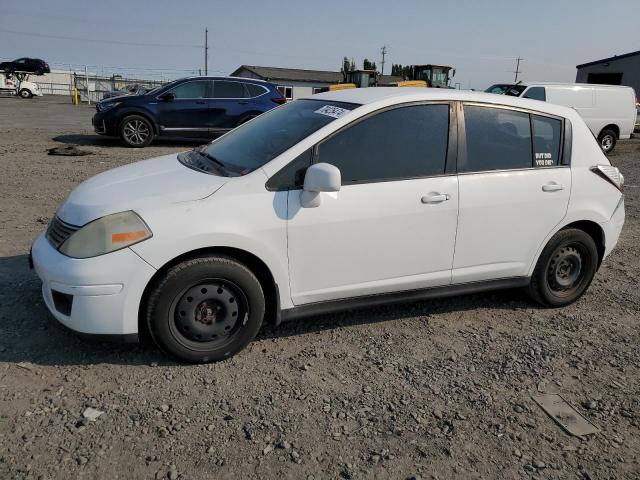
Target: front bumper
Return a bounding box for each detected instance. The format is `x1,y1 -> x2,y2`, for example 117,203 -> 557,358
92,111 -> 116,136
31,233 -> 156,337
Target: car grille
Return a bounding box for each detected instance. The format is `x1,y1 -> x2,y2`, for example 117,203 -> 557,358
46,216 -> 80,249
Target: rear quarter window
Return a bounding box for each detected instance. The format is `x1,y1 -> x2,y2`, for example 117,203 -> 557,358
532,115 -> 562,166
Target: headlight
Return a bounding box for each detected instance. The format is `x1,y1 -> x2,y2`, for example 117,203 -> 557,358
59,211 -> 152,258
97,101 -> 121,112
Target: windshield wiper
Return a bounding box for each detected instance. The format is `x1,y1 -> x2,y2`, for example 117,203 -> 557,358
195,147 -> 227,170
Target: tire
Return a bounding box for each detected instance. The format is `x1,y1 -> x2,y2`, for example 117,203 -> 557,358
527,228 -> 599,307
598,129 -> 617,154
119,115 -> 154,147
146,256 -> 265,363
19,89 -> 32,99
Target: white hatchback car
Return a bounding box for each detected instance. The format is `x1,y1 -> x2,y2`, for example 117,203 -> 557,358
32,88 -> 625,362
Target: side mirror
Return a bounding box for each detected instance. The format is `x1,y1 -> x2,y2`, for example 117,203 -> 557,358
159,92 -> 174,102
300,163 -> 341,208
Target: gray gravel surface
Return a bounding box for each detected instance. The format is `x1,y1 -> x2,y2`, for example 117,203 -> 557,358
0,96 -> 639,479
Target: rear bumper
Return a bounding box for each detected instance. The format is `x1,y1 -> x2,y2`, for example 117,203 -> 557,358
31,233 -> 156,336
602,196 -> 625,259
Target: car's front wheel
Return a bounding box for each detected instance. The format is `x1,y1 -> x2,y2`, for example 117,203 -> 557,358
19,89 -> 32,99
145,256 -> 265,363
119,115 -> 154,147
528,228 -> 599,307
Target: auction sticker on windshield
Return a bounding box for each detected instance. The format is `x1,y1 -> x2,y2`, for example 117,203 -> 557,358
314,105 -> 351,119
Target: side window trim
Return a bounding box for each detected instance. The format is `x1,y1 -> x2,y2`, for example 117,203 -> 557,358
457,102 -> 569,174
310,101 -> 455,185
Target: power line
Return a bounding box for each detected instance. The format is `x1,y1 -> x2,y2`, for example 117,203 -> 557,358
0,29 -> 203,49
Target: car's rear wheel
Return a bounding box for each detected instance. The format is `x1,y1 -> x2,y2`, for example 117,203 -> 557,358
119,115 -> 154,147
528,228 -> 599,307
598,129 -> 617,154
146,256 -> 265,363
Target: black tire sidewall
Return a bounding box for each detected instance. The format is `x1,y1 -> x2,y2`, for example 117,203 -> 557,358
19,89 -> 31,99
147,257 -> 265,363
531,229 -> 598,307
119,115 -> 154,148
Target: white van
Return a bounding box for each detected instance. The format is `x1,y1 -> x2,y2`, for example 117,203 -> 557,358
486,82 -> 637,153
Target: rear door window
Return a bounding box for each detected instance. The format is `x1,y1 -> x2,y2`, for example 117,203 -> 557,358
214,81 -> 246,99
532,115 -> 562,166
462,106 -> 532,172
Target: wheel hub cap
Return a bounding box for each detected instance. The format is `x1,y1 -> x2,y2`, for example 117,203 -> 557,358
549,246 -> 582,290
123,120 -> 149,145
175,283 -> 239,342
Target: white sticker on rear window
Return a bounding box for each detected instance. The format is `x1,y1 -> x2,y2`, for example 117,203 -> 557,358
314,105 -> 350,119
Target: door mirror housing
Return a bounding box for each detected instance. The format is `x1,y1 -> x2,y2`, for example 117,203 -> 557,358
159,92 -> 175,102
300,163 -> 341,208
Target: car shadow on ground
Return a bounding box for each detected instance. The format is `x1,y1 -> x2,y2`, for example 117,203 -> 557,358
0,254 -> 535,367
52,134 -> 207,149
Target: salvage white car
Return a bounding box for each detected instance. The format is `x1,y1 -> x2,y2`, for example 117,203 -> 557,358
31,88 -> 625,362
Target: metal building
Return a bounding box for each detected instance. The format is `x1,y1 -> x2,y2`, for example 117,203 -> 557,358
576,50 -> 640,95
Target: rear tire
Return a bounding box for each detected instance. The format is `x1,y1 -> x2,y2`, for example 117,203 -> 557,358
598,129 -> 617,154
528,228 -> 599,307
146,256 -> 265,363
119,115 -> 154,147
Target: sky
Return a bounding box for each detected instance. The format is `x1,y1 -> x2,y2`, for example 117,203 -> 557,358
0,0 -> 638,89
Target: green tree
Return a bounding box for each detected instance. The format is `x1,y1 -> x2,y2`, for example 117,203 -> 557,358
391,64 -> 403,76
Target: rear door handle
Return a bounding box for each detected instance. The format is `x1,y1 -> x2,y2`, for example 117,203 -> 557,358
421,193 -> 450,204
238,100 -> 249,105
542,182 -> 564,192
195,100 -> 206,105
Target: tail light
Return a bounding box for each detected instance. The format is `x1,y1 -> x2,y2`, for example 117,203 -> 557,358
271,97 -> 286,104
591,165 -> 624,191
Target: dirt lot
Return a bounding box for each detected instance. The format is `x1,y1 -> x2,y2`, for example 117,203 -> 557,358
0,96 -> 639,479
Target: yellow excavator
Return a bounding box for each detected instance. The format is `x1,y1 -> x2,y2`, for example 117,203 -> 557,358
320,69 -> 379,92
393,64 -> 455,88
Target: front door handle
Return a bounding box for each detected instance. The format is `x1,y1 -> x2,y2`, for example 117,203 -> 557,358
195,100 -> 206,105
421,193 -> 450,204
542,182 -> 564,192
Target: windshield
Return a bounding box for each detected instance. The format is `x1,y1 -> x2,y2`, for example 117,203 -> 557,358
485,84 -> 527,96
430,68 -> 449,87
200,99 -> 359,174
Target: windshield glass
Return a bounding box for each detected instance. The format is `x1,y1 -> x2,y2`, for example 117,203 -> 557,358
485,84 -> 526,96
430,68 -> 449,87
201,99 -> 359,174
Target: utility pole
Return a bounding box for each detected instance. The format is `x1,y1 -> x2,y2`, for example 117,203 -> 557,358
380,45 -> 388,75
204,28 -> 208,75
514,57 -> 522,82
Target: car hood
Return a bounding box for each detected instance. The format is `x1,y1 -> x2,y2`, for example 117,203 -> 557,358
57,153 -> 227,226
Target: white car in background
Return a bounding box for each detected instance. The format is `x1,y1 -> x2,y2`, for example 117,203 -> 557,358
31,88 -> 625,362
486,82 -> 636,153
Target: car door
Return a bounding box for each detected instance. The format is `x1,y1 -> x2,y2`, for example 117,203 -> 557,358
453,103 -> 571,283
286,103 -> 459,305
155,79 -> 212,137
208,80 -> 251,133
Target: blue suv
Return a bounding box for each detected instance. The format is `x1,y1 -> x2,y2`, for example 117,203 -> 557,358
92,76 -> 286,147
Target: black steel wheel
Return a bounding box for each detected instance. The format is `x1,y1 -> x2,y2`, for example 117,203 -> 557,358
528,228 -> 599,307
146,256 -> 265,363
119,115 -> 154,147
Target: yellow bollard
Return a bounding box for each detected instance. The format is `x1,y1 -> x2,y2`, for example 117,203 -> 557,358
73,87 -> 79,105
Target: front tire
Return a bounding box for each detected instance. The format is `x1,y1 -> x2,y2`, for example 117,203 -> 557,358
528,228 -> 599,307
598,129 -> 617,154
19,89 -> 32,99
119,115 -> 154,147
146,256 -> 265,363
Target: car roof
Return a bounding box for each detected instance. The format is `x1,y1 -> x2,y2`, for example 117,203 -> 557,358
309,87 -> 577,118
514,81 -> 633,90
178,75 -> 269,84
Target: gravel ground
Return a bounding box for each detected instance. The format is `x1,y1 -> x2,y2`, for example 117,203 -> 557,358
0,96 -> 639,480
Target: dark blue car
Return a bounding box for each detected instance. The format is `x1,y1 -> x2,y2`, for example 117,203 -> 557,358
92,76 -> 286,147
